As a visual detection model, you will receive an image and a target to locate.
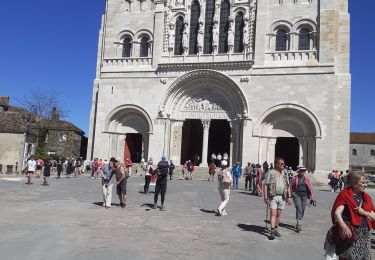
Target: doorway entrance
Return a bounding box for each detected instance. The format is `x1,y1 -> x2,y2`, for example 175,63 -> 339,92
275,137 -> 299,170
207,120 -> 230,165
180,120 -> 203,165
124,133 -> 142,163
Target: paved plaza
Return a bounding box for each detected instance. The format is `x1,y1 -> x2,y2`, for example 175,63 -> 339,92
0,173 -> 374,260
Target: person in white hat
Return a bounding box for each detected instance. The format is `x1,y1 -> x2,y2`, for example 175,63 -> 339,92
217,160 -> 232,216
291,165 -> 314,232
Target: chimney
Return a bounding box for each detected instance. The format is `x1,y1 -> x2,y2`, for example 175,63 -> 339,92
51,107 -> 60,121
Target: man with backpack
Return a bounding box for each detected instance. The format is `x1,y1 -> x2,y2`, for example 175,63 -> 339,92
153,156 -> 169,211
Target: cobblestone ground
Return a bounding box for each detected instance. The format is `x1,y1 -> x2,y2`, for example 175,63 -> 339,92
0,174 -> 374,260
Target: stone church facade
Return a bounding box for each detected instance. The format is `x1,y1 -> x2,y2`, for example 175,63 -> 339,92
88,0 -> 351,172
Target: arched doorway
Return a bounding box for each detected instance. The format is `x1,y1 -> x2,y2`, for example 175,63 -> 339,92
105,105 -> 153,162
159,70 -> 248,166
253,104 -> 321,172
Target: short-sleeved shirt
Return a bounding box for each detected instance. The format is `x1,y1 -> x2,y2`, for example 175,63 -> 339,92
27,160 -> 36,172
266,170 -> 287,196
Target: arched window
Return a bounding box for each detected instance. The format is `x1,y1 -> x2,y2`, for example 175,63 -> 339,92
122,37 -> 132,57
298,28 -> 310,50
371,149 -> 375,156
174,16 -> 184,55
275,29 -> 288,51
139,37 -> 149,57
234,12 -> 244,53
203,0 -> 215,54
189,0 -> 200,55
352,149 -> 357,156
218,0 -> 230,53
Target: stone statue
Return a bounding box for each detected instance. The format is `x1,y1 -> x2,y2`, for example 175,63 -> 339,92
243,14 -> 249,46
228,28 -> 234,46
197,21 -> 204,49
175,0 -> 184,6
212,21 -> 219,47
168,23 -> 175,51
182,24 -> 189,50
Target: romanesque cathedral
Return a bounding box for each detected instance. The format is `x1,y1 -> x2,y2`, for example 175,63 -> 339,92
88,0 -> 351,172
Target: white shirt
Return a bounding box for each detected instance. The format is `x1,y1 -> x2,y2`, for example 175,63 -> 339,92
27,160 -> 36,172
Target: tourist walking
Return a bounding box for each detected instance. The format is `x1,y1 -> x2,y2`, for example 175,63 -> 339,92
186,160 -> 194,180
56,158 -> 63,179
251,163 -> 257,194
153,156 -> 169,211
114,160 -> 128,208
169,160 -> 175,180
223,152 -> 229,162
291,165 -> 314,232
216,153 -> 222,167
42,160 -> 52,186
26,157 -> 36,184
36,158 -> 43,178
208,160 -> 216,182
66,159 -> 74,178
91,158 -> 98,179
125,158 -> 133,177
256,164 -> 264,196
327,171 -> 375,260
74,158 -> 81,176
243,162 -> 252,191
263,157 -> 292,240
231,162 -> 242,190
263,161 -> 269,174
102,158 -> 115,208
144,158 -> 153,194
217,160 -> 232,216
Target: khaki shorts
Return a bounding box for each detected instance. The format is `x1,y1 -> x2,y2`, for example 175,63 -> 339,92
269,195 -> 285,210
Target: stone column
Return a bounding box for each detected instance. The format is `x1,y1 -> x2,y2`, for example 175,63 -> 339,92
170,121 -> 184,164
201,120 -> 211,167
267,138 -> 277,164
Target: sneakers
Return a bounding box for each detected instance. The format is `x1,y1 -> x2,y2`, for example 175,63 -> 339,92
296,224 -> 302,233
274,229 -> 281,237
221,210 -> 227,216
269,230 -> 276,240
160,205 -> 165,211
216,208 -> 222,216
152,204 -> 157,209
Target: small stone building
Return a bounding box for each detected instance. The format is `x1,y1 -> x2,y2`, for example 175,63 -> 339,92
350,133 -> 375,174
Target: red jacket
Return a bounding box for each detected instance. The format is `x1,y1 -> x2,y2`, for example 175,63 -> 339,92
291,175 -> 313,200
331,188 -> 375,229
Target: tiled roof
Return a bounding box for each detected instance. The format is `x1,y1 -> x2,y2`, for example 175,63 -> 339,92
45,120 -> 84,134
0,112 -> 26,134
350,132 -> 375,145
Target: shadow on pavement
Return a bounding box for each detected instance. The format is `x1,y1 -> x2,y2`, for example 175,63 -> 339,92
92,202 -> 120,207
238,191 -> 260,197
140,203 -> 155,209
237,224 -> 269,238
263,220 -> 296,231
200,209 -> 219,215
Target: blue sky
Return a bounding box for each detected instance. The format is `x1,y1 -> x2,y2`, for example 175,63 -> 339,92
0,1 -> 373,134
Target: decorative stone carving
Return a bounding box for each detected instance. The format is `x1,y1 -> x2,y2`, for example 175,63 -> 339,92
183,98 -> 224,112
163,6 -> 173,52
249,1 -> 257,50
175,0 -> 184,6
201,119 -> 211,129
240,76 -> 249,83
160,78 -> 167,84
228,15 -> 235,47
168,23 -> 175,51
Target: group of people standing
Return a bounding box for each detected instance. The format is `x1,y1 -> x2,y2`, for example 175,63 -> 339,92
328,170 -> 349,193
101,156 -> 173,211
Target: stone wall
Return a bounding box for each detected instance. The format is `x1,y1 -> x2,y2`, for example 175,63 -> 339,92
0,133 -> 24,172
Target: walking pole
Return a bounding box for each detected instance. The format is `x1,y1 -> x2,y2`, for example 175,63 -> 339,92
265,202 -> 269,230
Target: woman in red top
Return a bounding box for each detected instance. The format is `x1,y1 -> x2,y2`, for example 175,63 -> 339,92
331,171 -> 375,259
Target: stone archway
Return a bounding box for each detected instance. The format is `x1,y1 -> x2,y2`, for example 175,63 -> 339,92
104,105 -> 153,162
159,70 -> 248,166
253,104 -> 321,171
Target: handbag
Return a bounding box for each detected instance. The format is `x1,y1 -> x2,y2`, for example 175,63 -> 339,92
332,220 -> 359,246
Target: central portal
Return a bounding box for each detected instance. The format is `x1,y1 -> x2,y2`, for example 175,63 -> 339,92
208,120 -> 230,164
180,120 -> 203,165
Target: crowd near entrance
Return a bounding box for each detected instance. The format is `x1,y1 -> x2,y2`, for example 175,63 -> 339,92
207,120 -> 230,165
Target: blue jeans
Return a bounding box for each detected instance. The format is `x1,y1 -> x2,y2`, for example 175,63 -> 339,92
232,175 -> 239,189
